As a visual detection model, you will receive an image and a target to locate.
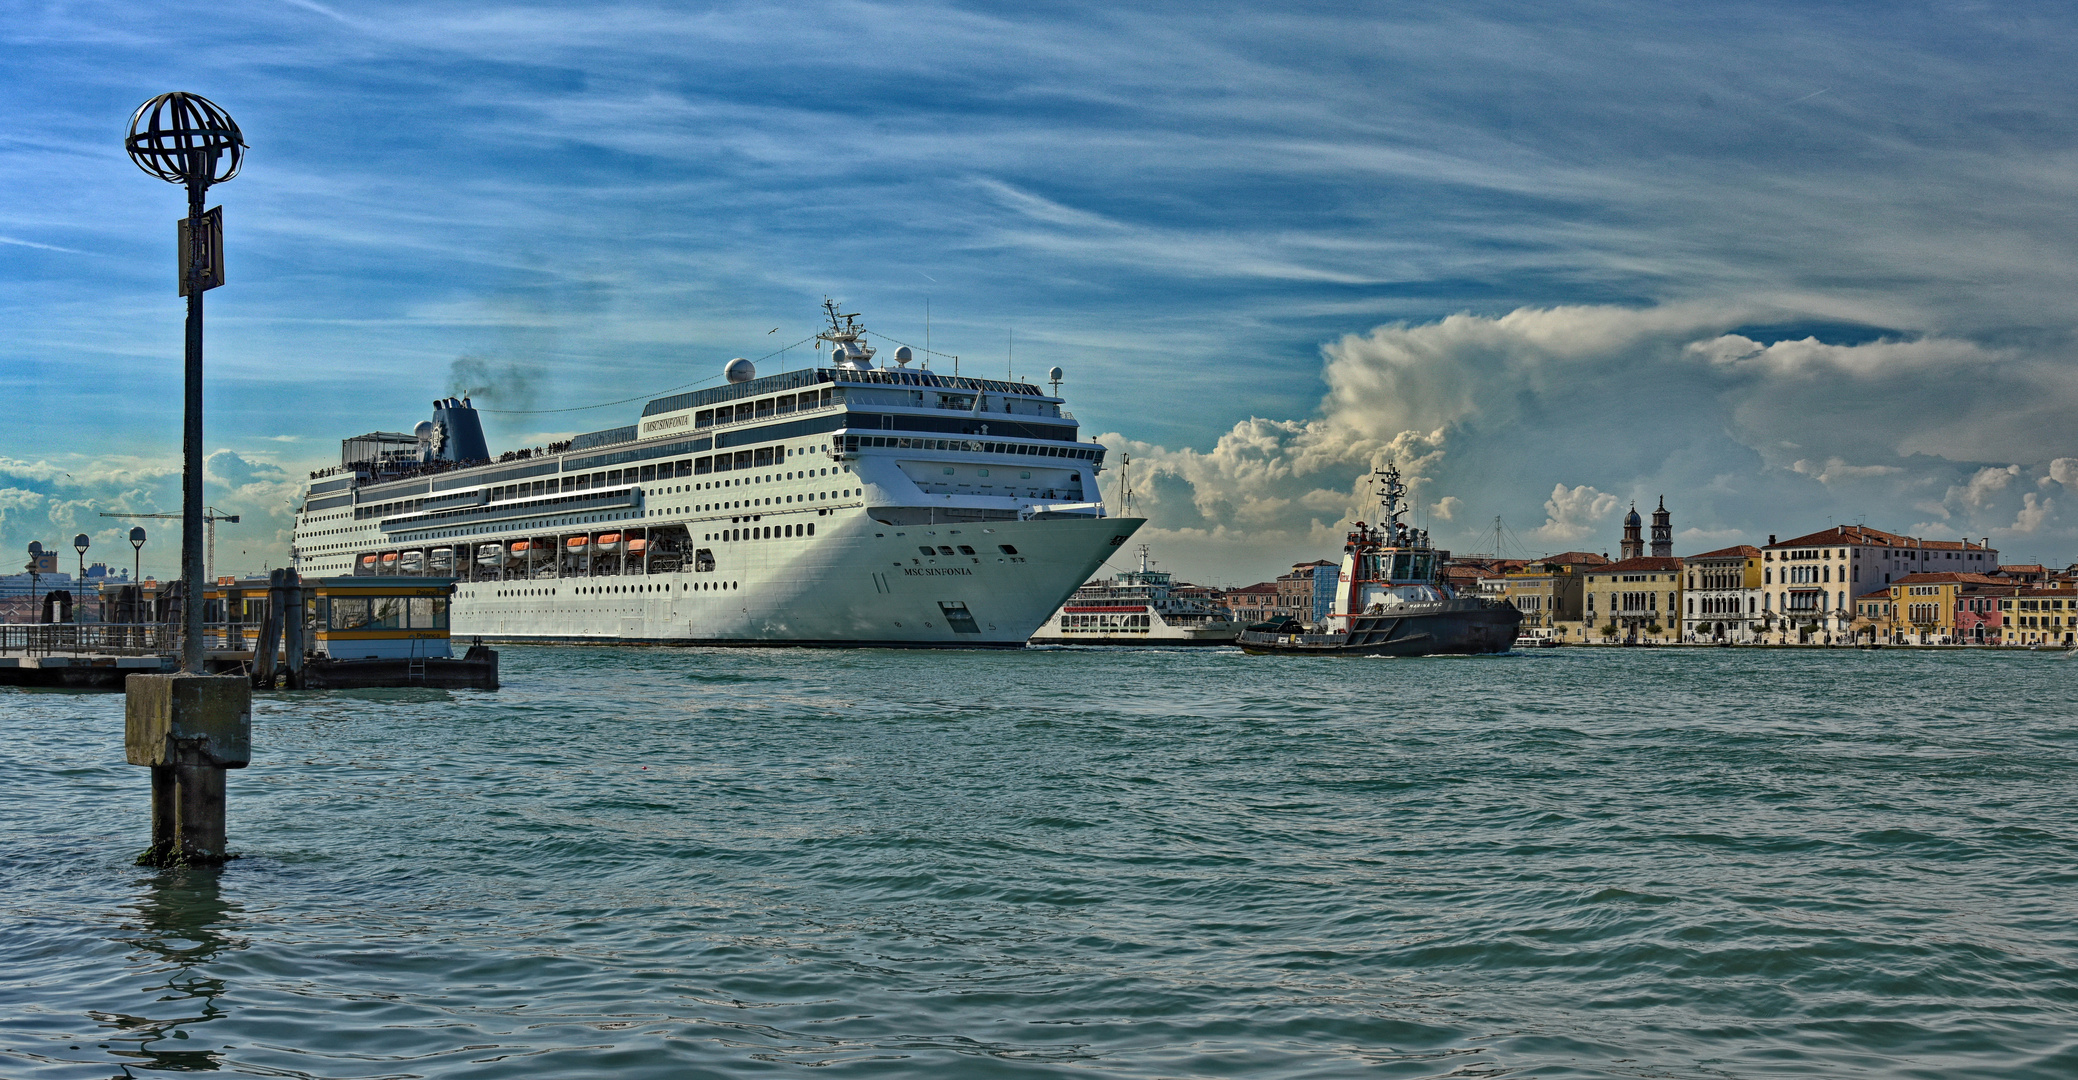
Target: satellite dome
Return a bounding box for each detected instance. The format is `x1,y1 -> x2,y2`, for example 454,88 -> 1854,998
1047,366 -> 1064,383
413,420 -> 435,440
724,357 -> 755,384
893,345 -> 914,366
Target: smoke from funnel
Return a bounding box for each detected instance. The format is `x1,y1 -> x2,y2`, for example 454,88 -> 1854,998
447,355 -> 542,413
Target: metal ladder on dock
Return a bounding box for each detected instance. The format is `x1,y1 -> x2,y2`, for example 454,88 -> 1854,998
406,656 -> 426,681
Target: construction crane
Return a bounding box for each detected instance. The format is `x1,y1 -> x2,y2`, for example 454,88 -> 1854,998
100,507 -> 240,583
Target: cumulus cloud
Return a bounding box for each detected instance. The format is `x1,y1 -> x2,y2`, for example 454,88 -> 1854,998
1792,458 -> 1905,485
1949,465 -> 2020,512
2044,458 -> 2078,490
1082,303 -> 2078,581
1529,484 -> 1620,544
2013,493 -> 2052,534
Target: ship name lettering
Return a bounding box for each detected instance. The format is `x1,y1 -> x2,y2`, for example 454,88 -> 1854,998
643,415 -> 690,433
903,568 -> 974,576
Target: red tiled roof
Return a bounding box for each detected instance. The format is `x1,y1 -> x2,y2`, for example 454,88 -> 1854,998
1888,572 -> 2008,586
1543,551 -> 1609,565
1229,582 -> 1280,596
1590,556 -> 1684,573
1765,525 -> 1991,551
1686,545 -> 1761,559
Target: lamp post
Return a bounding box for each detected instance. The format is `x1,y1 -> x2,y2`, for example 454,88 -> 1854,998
130,527 -> 147,587
25,541 -> 44,621
125,93 -> 244,673
74,533 -> 90,625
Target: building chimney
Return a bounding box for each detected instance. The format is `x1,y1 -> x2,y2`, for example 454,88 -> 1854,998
1768,534 -> 1776,546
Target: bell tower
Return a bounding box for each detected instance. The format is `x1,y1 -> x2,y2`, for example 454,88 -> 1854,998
1621,503 -> 1643,560
1650,496 -> 1672,558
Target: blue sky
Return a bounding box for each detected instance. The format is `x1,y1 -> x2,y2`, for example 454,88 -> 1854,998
4,1 -> 2077,583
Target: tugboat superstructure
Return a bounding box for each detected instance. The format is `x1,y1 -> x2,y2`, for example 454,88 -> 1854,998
291,303 -> 1142,646
1237,462 -> 1520,656
1030,544 -> 1238,646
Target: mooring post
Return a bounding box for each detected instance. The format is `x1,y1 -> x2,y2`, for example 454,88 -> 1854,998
125,672 -> 250,865
282,569 -> 305,690
251,569 -> 282,688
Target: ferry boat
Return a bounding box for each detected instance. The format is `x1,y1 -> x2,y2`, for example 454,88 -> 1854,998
1237,462 -> 1520,657
290,302 -> 1142,647
1030,544 -> 1238,646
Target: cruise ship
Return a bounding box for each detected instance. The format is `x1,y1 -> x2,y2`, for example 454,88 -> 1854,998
291,303 -> 1142,646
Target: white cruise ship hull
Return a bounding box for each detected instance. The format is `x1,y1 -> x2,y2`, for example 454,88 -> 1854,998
452,512 -> 1140,647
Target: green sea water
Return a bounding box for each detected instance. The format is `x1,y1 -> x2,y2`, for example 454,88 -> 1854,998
3,645 -> 2075,1078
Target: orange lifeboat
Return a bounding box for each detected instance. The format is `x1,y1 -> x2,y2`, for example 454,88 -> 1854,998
359,554 -> 379,572
509,540 -> 533,557
565,535 -> 592,555
380,552 -> 399,569
595,532 -> 622,554
626,538 -> 648,557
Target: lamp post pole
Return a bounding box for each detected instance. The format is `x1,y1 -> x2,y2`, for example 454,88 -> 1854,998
126,93 -> 243,673
74,533 -> 89,625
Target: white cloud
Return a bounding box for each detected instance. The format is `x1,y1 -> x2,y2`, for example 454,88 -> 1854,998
1432,495 -> 1462,521
1950,465 -> 2020,511
1529,484 -> 1620,544
2013,493 -> 2052,534
1791,458 -> 1905,485
2044,458 -> 2078,490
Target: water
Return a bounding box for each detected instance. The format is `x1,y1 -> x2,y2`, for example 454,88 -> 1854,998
3,646 -> 2075,1078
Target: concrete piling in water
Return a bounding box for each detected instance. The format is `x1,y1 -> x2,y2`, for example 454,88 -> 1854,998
125,673 -> 251,865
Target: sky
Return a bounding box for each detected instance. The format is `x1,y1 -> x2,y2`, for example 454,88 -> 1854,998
4,0 -> 2077,585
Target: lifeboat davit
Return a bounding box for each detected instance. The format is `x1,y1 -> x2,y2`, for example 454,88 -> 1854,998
595,532 -> 622,554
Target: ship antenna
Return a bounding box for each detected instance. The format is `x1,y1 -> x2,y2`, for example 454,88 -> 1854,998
1120,452 -> 1134,516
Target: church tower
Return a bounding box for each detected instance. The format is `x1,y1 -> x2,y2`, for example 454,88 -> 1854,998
1621,503 -> 1644,560
1650,496 -> 1673,558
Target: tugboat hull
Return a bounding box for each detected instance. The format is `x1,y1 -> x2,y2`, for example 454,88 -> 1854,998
1238,602 -> 1522,657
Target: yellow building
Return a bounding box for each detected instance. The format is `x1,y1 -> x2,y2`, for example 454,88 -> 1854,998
2002,589 -> 2078,646
1576,556 -> 1684,643
1501,551 -> 1607,631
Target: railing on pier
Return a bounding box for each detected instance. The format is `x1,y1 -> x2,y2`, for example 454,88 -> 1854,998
0,622 -> 178,657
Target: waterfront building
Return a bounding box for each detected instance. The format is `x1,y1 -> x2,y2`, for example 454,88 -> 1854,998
1580,556 -> 1684,642
1681,545 -> 1762,642
1226,582 -> 1283,624
2000,589 -> 2077,646
1759,526 -> 1998,642
1885,572 -> 2010,644
1276,560 -> 1340,627
0,564 -> 132,600
1851,587 -> 1894,640
1501,551 -> 1606,630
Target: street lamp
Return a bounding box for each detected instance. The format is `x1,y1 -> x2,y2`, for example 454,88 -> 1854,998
130,527 -> 147,587
25,541 -> 44,621
126,93 -> 245,673
73,533 -> 89,625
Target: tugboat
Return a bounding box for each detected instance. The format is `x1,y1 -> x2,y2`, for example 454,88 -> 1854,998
1237,462 -> 1521,657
